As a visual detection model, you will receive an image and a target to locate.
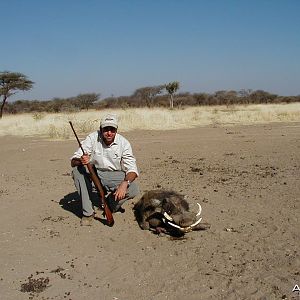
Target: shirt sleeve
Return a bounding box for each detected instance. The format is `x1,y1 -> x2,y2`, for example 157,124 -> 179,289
70,133 -> 95,160
121,141 -> 139,176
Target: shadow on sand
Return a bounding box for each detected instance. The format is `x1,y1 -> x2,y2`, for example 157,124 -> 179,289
59,192 -> 82,218
59,191 -> 112,226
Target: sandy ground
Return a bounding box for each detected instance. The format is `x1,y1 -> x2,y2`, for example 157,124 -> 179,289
0,122 -> 299,300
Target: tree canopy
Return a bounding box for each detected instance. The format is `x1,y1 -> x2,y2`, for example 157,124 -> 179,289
165,81 -> 180,109
0,71 -> 34,118
132,85 -> 165,107
75,93 -> 100,110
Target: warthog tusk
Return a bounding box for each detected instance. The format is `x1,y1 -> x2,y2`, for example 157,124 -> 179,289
163,212 -> 173,221
166,222 -> 194,232
196,203 -> 202,216
164,203 -> 201,221
166,216 -> 202,231
163,203 -> 203,231
190,217 -> 202,228
166,222 -> 185,230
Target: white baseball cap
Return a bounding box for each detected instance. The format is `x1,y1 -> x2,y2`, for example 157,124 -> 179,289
100,114 -> 118,129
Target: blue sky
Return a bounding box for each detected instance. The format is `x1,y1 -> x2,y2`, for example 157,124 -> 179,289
1,0 -> 299,101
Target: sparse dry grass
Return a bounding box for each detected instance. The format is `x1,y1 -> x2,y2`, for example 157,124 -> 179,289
0,103 -> 299,139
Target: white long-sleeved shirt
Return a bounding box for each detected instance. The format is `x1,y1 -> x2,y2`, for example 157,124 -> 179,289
71,131 -> 139,176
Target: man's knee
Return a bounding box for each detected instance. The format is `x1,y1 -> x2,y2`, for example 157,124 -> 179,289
72,165 -> 87,176
72,166 -> 89,182
72,166 -> 92,191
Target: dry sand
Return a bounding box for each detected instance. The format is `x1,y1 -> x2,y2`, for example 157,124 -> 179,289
0,123 -> 299,300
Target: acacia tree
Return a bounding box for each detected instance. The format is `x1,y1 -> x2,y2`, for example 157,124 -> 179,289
0,71 -> 34,118
75,93 -> 100,110
132,85 -> 165,108
165,81 -> 179,109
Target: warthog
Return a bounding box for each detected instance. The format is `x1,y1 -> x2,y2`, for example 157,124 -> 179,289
133,190 -> 210,235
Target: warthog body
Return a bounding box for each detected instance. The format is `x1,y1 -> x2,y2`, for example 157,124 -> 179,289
133,190 -> 210,235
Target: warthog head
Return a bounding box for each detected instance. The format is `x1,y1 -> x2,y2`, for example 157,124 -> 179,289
133,190 -> 209,235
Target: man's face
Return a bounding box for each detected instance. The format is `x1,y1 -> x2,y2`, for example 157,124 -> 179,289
101,126 -> 117,145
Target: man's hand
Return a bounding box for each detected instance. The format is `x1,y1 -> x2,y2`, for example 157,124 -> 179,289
80,154 -> 90,165
70,154 -> 90,167
114,181 -> 128,201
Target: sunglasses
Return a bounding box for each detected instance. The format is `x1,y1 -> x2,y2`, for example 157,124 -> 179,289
102,126 -> 117,132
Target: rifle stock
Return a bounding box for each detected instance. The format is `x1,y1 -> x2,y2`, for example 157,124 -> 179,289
69,121 -> 114,226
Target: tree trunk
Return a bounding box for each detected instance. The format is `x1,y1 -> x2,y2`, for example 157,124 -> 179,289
169,94 -> 174,109
0,95 -> 7,119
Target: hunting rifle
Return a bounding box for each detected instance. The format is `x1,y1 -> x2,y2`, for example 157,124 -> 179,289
69,121 -> 114,226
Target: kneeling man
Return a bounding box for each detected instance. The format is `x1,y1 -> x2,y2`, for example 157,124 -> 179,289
71,114 -> 139,226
